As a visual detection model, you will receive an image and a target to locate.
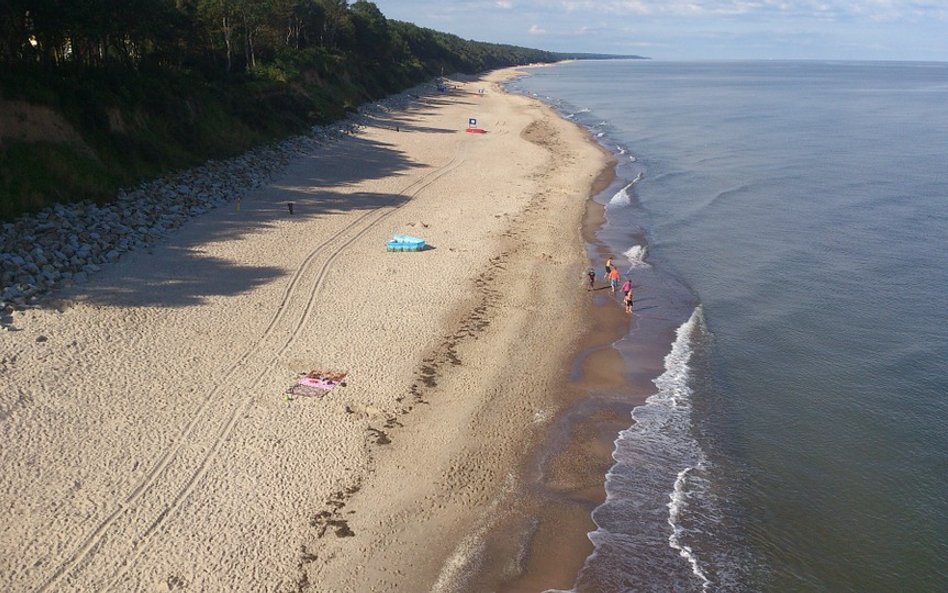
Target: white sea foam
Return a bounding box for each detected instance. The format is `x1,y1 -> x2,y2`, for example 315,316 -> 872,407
561,308 -> 713,592
606,173 -> 644,208
657,308 -> 713,589
668,467 -> 713,591
596,131 -> 605,137
655,306 -> 702,408
623,245 -> 649,268
608,185 -> 631,207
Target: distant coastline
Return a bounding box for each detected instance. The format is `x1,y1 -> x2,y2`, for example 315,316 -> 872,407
558,52 -> 650,60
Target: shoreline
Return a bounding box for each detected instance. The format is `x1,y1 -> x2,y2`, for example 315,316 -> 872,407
468,75 -> 688,593
0,65 -> 677,593
0,69 -> 619,592
471,147 -> 666,593
295,70 -> 626,592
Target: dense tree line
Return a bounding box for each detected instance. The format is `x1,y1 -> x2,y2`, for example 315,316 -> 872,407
0,2 -> 561,219
0,0 -> 557,76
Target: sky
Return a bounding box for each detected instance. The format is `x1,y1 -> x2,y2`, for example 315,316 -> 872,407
369,0 -> 948,61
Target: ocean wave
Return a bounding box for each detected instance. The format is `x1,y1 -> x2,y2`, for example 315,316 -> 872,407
654,307 -> 703,406
668,466 -> 713,591
623,245 -> 649,268
640,307 -> 713,586
564,308 -> 716,593
606,173 -> 644,208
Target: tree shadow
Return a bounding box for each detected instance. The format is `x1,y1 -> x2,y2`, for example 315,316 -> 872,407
70,250 -> 285,308
374,119 -> 459,135
50,127 -> 425,309
359,102 -> 460,135
281,134 -> 423,188
70,190 -> 409,308
422,96 -> 477,107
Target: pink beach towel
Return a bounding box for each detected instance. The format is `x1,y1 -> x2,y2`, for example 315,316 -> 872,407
285,370 -> 348,398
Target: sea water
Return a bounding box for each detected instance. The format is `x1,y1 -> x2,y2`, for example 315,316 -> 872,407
510,61 -> 948,592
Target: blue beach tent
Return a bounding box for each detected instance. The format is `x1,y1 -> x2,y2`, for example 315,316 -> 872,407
386,235 -> 426,252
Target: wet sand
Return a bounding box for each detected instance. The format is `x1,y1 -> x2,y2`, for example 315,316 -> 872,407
461,183 -> 677,593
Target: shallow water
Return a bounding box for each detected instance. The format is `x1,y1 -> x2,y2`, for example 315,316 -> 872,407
512,60 -> 948,592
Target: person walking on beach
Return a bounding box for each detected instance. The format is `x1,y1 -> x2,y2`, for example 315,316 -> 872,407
604,256 -> 614,280
621,277 -> 632,298
587,268 -> 596,290
623,287 -> 634,313
609,267 -> 620,294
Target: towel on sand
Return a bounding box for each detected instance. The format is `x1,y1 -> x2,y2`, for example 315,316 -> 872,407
285,370 -> 348,398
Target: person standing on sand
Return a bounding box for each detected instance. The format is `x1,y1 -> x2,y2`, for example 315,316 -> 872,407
609,267 -> 620,294
604,256 -> 614,280
587,268 -> 596,290
624,288 -> 634,313
621,277 -> 632,298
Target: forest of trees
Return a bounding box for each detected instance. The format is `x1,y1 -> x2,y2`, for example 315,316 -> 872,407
0,0 -> 559,78
0,1 -> 564,218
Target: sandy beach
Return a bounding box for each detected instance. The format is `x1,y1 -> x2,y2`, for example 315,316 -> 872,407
0,69 -> 616,592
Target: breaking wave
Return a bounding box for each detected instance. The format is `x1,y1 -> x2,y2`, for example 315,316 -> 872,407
606,173 -> 644,208
623,245 -> 649,268
558,308 -> 719,593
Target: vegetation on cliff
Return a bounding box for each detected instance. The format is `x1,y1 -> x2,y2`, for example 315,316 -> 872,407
0,0 -> 561,220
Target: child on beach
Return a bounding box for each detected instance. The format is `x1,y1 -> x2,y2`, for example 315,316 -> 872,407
608,267 -> 620,293
621,278 -> 632,298
624,288 -> 634,313
587,268 -> 596,290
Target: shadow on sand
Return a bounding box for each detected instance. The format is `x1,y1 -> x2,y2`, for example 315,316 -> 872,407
33,85 -> 468,311
66,185 -> 416,309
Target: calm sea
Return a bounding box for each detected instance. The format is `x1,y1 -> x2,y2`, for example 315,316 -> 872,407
510,61 -> 948,592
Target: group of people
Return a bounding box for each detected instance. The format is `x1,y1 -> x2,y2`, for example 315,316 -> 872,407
586,255 -> 634,313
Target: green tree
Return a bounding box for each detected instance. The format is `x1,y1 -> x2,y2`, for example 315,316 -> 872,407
315,0 -> 349,49
236,0 -> 270,69
349,0 -> 390,61
198,0 -> 236,72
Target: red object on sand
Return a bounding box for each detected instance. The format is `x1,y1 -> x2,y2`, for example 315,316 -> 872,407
465,128 -> 487,134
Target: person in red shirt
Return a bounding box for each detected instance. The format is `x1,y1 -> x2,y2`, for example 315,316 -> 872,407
609,267 -> 620,293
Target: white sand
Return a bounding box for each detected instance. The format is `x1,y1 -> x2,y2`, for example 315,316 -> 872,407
0,69 -> 610,593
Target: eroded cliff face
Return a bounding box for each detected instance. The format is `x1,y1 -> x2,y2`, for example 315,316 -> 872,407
0,100 -> 94,156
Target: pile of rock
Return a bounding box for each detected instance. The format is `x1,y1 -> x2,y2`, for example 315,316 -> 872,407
0,83 -> 433,317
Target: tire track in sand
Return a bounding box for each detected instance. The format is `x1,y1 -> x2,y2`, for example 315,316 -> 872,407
30,140 -> 467,593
